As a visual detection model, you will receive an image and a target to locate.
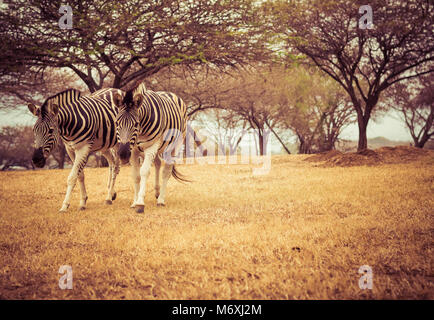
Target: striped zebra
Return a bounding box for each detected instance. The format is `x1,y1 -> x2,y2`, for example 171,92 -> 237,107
113,82 -> 188,213
28,88 -> 124,212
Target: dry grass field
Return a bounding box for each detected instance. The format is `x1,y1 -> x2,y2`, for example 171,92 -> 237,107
0,148 -> 433,299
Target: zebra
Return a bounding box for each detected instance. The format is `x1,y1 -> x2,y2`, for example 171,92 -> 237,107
112,82 -> 188,213
28,88 -> 125,212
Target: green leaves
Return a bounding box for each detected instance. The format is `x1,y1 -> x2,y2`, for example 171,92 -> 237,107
1,0 -> 270,91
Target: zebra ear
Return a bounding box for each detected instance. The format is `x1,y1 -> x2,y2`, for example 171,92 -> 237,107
28,103 -> 41,117
47,103 -> 59,116
113,92 -> 123,108
133,95 -> 142,109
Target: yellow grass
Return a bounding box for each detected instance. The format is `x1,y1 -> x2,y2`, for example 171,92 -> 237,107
0,154 -> 433,299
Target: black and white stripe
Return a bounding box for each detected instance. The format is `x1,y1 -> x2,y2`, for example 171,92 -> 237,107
113,82 -> 188,213
28,88 -> 124,212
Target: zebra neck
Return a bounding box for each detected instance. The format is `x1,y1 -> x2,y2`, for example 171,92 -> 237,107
137,98 -> 167,136
52,91 -> 83,140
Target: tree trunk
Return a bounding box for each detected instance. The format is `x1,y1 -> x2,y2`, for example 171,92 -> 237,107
297,132 -> 312,154
355,97 -> 378,151
298,134 -> 306,154
185,124 -> 207,157
414,111 -> 433,148
414,135 -> 431,148
321,137 -> 335,152
229,135 -> 243,155
357,116 -> 369,151
258,132 -> 264,156
256,128 -> 270,156
265,121 -> 291,154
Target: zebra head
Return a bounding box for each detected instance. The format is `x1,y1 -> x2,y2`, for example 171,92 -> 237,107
28,101 -> 61,168
113,90 -> 142,164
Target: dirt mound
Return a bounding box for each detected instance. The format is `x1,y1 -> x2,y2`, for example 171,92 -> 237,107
376,146 -> 431,164
305,150 -> 343,162
305,146 -> 433,167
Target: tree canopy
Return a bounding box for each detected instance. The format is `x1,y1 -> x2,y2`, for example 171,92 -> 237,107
271,0 -> 434,150
0,0 -> 268,93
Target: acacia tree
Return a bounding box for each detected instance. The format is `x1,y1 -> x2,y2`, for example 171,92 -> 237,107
145,65 -> 273,155
0,0 -> 267,94
152,64 -> 354,155
196,109 -> 248,156
386,74 -> 434,148
275,66 -> 354,153
146,63 -> 355,155
150,65 -> 283,155
223,69 -> 286,156
319,97 -> 354,152
143,65 -> 236,118
271,0 -> 434,150
0,67 -> 83,109
0,126 -> 35,170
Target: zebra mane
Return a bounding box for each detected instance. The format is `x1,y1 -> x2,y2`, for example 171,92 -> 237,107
123,82 -> 147,110
41,88 -> 82,115
122,90 -> 134,109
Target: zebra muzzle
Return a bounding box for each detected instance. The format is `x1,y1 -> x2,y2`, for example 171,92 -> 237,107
32,147 -> 46,168
118,143 -> 131,164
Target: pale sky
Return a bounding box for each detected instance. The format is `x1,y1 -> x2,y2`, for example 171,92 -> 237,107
340,110 -> 412,142
0,105 -> 412,142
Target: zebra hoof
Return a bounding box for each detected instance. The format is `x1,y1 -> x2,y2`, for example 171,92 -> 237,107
112,192 -> 117,201
59,204 -> 69,212
157,203 -> 165,207
105,200 -> 112,205
135,205 -> 144,213
79,206 -> 86,211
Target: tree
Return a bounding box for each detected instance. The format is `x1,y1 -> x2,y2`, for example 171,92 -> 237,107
196,109 -> 248,156
275,66 -> 354,153
0,68 -> 84,110
143,65 -> 238,118
271,0 -> 434,150
319,96 -> 354,152
0,126 -> 70,170
154,65 -> 284,156
221,67 -> 283,156
0,126 -> 35,170
0,0 -> 268,94
386,74 -> 434,148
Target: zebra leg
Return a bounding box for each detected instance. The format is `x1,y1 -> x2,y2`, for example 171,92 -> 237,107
77,171 -> 88,210
130,147 -> 141,208
154,156 -> 161,199
135,142 -> 160,213
157,135 -> 184,206
64,145 -> 87,211
104,151 -> 113,195
111,148 -> 120,201
101,149 -> 119,204
60,145 -> 90,212
157,162 -> 173,206
101,150 -> 113,204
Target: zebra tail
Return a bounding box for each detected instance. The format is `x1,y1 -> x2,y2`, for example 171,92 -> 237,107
172,165 -> 192,183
